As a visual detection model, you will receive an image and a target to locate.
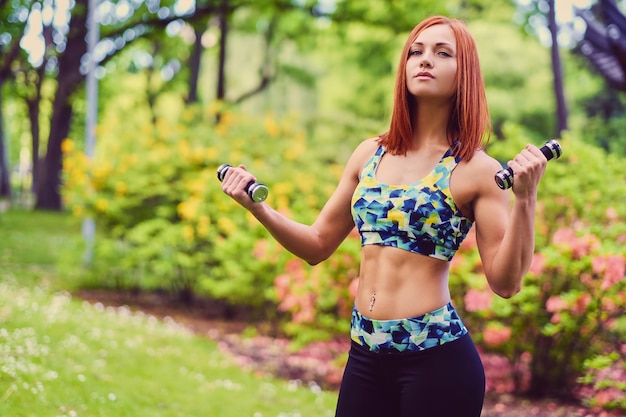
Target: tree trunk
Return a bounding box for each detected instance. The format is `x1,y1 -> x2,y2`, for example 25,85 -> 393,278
0,40 -> 21,201
216,0 -> 228,102
186,26 -> 204,104
31,25 -> 53,193
27,94 -> 41,193
146,41 -> 160,126
548,0 -> 568,136
0,80 -> 11,200
35,87 -> 74,210
35,0 -> 87,211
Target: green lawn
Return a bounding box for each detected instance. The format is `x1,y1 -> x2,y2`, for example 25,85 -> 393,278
0,209 -> 337,417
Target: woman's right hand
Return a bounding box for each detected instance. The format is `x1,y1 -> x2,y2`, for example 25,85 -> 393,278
219,164 -> 259,210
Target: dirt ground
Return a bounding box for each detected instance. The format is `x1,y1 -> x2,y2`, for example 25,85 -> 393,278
76,289 -> 617,417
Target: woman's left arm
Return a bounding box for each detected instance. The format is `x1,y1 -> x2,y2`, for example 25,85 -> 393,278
472,145 -> 548,298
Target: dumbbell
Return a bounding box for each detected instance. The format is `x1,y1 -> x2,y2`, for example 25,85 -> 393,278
495,139 -> 562,190
217,164 -> 269,203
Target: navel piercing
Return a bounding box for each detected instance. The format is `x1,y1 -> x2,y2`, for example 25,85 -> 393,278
369,291 -> 376,312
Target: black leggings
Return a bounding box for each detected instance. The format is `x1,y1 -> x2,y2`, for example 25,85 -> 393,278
335,334 -> 485,417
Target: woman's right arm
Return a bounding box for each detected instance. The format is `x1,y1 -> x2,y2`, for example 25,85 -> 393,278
220,139 -> 377,265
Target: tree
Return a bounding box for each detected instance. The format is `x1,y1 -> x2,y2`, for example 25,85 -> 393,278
1,0 -> 337,210
35,0 -> 89,210
0,0 -> 225,210
0,0 -> 28,200
547,0 -> 568,135
515,0 -> 569,137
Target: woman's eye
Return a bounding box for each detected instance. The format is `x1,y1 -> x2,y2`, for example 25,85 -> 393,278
409,50 -> 422,56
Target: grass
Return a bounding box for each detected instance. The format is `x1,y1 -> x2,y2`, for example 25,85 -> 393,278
0,209 -> 79,288
0,209 -> 337,417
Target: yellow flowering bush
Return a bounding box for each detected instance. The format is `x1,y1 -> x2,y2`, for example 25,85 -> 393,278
62,104 -> 368,330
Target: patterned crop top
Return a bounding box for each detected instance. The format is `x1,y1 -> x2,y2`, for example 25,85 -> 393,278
351,145 -> 473,261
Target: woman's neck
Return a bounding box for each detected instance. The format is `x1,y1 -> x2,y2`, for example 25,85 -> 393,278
410,100 -> 453,148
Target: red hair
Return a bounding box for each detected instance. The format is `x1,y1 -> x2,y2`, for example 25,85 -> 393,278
378,16 -> 491,161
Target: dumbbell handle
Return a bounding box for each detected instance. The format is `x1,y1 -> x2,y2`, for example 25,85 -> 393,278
217,164 -> 269,203
494,139 -> 562,190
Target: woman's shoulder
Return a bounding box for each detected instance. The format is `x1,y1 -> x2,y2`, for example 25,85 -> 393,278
456,149 -> 507,194
452,149 -> 509,216
344,137 -> 381,177
350,137 -> 381,163
355,137 -> 381,153
463,148 -> 503,176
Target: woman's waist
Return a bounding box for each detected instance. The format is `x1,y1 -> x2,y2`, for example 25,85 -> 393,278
350,302 -> 468,353
354,286 -> 450,320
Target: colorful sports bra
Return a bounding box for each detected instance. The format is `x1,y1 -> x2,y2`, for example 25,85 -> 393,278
351,145 -> 473,261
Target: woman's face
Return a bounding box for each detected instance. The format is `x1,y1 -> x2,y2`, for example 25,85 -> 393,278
405,24 -> 458,101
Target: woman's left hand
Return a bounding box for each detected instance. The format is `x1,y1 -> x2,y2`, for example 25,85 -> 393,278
506,145 -> 548,198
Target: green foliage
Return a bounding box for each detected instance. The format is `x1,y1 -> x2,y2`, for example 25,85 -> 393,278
470,21 -> 556,137
572,86 -> 626,156
581,351 -> 626,410
0,209 -> 83,289
488,124 -> 626,240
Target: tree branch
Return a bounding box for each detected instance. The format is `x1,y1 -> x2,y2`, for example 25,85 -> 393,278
232,15 -> 278,104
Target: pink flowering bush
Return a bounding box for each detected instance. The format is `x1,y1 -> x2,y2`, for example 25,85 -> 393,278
271,239 -> 360,344
449,128 -> 626,411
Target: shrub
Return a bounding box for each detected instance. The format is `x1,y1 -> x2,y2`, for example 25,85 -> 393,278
62,103 -> 370,328
449,125 -> 626,408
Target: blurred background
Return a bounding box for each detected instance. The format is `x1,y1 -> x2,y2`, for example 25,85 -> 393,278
0,0 -> 625,416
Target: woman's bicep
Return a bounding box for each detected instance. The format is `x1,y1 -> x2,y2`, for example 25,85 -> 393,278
474,190 -> 509,263
469,153 -> 514,270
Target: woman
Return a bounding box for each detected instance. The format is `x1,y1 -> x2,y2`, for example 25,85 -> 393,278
220,15 -> 547,417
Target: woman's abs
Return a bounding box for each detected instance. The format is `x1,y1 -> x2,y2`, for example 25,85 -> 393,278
356,245 -> 451,320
